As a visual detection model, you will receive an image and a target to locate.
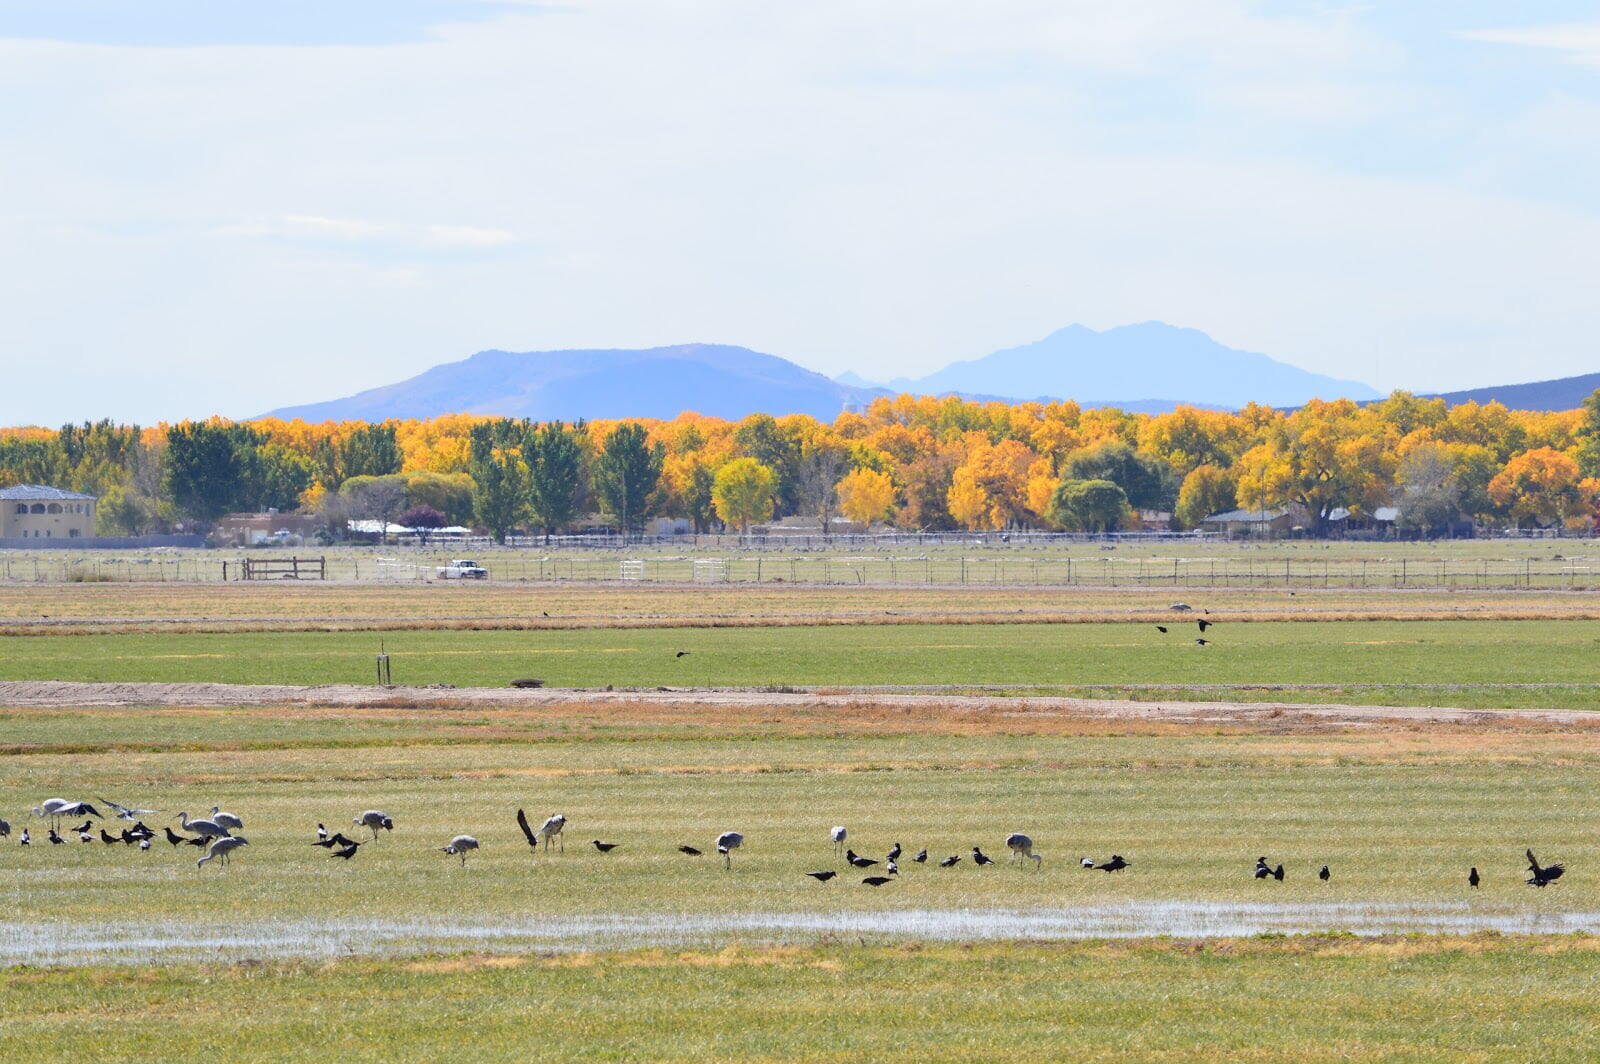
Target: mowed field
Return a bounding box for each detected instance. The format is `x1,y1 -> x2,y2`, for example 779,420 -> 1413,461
3,697 -> 1600,1060
2,616 -> 1600,710
5,576 -> 1600,1060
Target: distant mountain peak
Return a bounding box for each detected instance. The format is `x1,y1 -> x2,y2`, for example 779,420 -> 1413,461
891,322 -> 1377,408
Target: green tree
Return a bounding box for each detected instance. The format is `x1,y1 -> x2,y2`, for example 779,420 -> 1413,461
95,483 -> 148,536
712,457 -> 777,533
732,414 -> 803,516
401,471 -> 476,526
1049,478 -> 1129,533
469,421 -> 528,544
593,422 -> 664,538
1064,441 -> 1175,511
163,422 -> 256,523
525,420 -> 587,541
341,423 -> 403,480
1577,389 -> 1600,479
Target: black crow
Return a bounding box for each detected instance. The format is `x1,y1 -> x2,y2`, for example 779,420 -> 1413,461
939,854 -> 961,867
1272,864 -> 1285,881
1156,626 -> 1168,633
972,847 -> 995,866
913,848 -> 928,864
861,876 -> 893,886
1096,855 -> 1129,872
675,651 -> 690,658
1196,638 -> 1209,647
1254,858 -> 1271,880
678,845 -> 703,856
1469,867 -> 1480,888
805,870 -> 837,882
1198,619 -> 1212,632
887,843 -> 902,863
516,808 -> 539,848
1319,865 -> 1330,882
846,849 -> 878,869
592,840 -> 620,853
1526,849 -> 1565,888
164,826 -> 187,847
331,841 -> 360,860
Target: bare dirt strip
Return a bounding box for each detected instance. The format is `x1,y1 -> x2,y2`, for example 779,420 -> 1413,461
1,680 -> 1593,728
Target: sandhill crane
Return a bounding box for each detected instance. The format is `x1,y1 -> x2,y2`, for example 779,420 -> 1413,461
1005,833 -> 1035,863
535,814 -> 566,853
441,835 -> 480,866
32,800 -> 100,829
830,826 -> 847,855
197,836 -> 248,869
716,831 -> 743,869
173,812 -> 231,840
210,805 -> 244,832
353,810 -> 394,840
99,798 -> 158,821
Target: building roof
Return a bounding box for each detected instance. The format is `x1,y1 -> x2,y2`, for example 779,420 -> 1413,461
0,484 -> 96,501
1202,507 -> 1289,523
1373,506 -> 1401,522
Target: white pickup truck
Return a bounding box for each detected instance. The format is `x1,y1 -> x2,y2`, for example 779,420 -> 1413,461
436,559 -> 489,580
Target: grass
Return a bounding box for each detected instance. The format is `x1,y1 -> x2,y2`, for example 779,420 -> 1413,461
5,694 -> 1600,1057
4,618 -> 1600,710
6,938 -> 1600,1062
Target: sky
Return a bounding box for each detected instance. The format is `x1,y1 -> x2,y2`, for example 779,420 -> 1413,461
2,1 -> 1600,425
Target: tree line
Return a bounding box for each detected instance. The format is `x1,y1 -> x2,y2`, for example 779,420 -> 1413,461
3,390 -> 1600,540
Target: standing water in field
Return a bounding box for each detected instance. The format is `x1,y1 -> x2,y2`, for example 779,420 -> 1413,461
4,901 -> 1598,966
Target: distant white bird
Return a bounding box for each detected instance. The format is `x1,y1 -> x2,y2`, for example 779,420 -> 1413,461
209,805 -> 244,831
537,814 -> 566,853
197,836 -> 248,869
716,831 -> 744,869
1006,833 -> 1039,866
172,811 -> 231,840
353,810 -> 394,840
32,799 -> 100,828
99,798 -> 159,821
830,825 -> 847,855
441,835 -> 480,866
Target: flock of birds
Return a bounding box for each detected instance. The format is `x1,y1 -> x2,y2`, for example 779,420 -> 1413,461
0,800 -> 1569,892
1157,602 -> 1216,645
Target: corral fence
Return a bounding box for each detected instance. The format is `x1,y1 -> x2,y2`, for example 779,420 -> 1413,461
8,553 -> 1600,590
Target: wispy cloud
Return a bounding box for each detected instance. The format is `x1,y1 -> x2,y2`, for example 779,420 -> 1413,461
211,214 -> 517,248
1458,22 -> 1600,67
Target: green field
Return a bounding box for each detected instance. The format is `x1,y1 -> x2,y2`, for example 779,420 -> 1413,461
4,618 -> 1599,709
6,938 -> 1599,1062
2,697 -> 1600,1059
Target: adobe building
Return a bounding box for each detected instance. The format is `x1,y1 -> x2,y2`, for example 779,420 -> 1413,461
0,485 -> 97,540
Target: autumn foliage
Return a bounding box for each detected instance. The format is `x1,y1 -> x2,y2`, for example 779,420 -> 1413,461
3,388 -> 1600,535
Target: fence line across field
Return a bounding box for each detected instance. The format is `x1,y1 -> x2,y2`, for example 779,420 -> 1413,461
5,552 -> 1600,590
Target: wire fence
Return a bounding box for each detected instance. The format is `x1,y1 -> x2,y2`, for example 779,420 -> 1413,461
7,552 -> 1600,590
